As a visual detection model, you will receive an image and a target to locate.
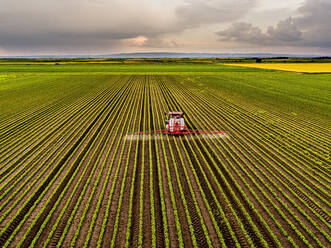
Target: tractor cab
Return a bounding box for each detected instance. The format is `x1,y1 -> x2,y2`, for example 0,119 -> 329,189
165,112 -> 187,135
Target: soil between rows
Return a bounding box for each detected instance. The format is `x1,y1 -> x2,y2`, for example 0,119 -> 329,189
0,75 -> 329,248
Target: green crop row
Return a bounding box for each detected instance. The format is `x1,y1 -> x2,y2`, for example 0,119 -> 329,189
159,77 -> 269,247
150,81 -> 170,248
95,77 -> 141,248
0,73 -> 329,247
167,75 -> 329,247
18,84 -> 127,247
113,79 -> 144,248
0,81 -> 121,216
69,83 -> 134,248
152,80 -> 184,247
0,76 -> 127,247
181,76 -> 330,215
82,79 -> 138,248
0,84 -> 114,201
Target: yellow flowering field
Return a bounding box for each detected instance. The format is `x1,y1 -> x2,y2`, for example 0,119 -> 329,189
226,63 -> 331,73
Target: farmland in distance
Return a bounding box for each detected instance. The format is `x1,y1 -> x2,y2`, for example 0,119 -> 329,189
0,62 -> 330,247
226,63 -> 331,73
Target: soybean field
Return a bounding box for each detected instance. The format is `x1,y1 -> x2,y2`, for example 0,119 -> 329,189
0,64 -> 330,248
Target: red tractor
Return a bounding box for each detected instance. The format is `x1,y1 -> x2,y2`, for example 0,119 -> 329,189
165,112 -> 187,135
128,111 -> 225,136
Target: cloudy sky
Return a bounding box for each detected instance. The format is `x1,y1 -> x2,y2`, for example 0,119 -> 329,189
0,0 -> 330,55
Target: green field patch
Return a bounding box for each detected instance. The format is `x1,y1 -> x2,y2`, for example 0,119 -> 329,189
183,72 -> 331,120
0,64 -> 265,73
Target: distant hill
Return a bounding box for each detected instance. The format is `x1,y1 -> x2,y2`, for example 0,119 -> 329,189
103,52 -> 320,59
0,52 -> 324,59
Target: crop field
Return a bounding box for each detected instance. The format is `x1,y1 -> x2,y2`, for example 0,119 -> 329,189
0,63 -> 330,247
226,63 -> 331,73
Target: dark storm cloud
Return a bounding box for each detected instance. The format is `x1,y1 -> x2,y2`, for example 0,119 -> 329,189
0,0 -> 179,52
1,0 -> 329,54
216,0 -> 331,48
217,18 -> 302,45
0,0 -> 257,53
